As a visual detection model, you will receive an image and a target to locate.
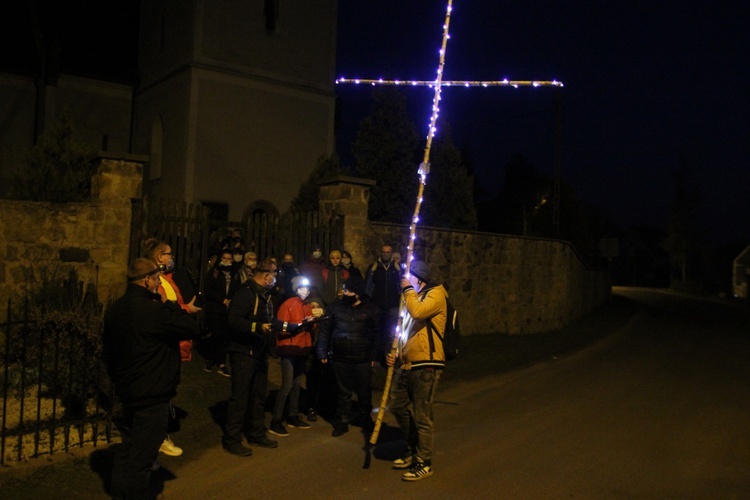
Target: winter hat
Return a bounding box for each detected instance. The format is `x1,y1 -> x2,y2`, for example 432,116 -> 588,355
343,275 -> 366,297
409,260 -> 432,284
292,275 -> 311,291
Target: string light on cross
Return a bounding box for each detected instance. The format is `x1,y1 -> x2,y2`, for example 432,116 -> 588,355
342,0 -> 563,444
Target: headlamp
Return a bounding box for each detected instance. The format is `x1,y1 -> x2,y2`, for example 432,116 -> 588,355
128,263 -> 166,282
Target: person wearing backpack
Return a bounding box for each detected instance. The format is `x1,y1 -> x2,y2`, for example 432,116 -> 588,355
386,260 -> 446,482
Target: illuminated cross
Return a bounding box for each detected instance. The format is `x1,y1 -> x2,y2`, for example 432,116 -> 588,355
336,0 -> 563,272
343,0 -> 563,444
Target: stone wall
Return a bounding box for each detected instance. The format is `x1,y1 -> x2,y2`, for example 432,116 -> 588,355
316,177 -> 610,336
0,155 -> 144,313
368,223 -> 611,335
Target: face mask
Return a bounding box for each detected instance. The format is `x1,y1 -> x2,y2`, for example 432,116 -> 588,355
164,260 -> 175,273
246,260 -> 257,269
312,251 -> 322,260
341,294 -> 357,304
380,255 -> 392,264
219,262 -> 233,268
282,262 -> 294,269
341,258 -> 351,266
297,287 -> 310,300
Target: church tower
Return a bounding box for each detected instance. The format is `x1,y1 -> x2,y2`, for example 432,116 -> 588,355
132,0 -> 338,221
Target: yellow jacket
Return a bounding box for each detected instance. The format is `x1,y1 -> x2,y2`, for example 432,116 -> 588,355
398,283 -> 448,370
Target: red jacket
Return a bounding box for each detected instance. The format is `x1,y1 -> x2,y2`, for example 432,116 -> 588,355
276,296 -> 314,357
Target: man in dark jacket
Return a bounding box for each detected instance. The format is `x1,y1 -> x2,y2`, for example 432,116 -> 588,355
317,275 -> 381,437
222,258 -> 305,455
364,244 -> 403,362
202,249 -> 242,376
103,258 -> 200,500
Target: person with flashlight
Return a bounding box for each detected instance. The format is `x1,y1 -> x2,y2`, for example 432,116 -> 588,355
269,276 -> 317,437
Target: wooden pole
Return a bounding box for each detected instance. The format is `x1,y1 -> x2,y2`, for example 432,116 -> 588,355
370,0 -> 454,445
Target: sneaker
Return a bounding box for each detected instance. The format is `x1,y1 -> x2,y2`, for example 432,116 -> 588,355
246,435 -> 278,448
203,361 -> 214,373
217,364 -> 231,377
307,409 -> 317,422
331,422 -> 349,437
159,436 -> 183,457
222,440 -> 253,457
392,454 -> 413,469
402,461 -> 433,482
269,420 -> 289,437
286,416 -> 311,429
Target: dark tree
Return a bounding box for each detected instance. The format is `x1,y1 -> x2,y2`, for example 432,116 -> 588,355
662,160 -> 701,285
289,154 -> 345,212
8,111 -> 96,202
419,123 -> 477,230
352,88 -> 420,223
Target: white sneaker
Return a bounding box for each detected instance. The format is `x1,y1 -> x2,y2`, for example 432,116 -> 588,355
159,436 -> 183,456
402,461 -> 433,481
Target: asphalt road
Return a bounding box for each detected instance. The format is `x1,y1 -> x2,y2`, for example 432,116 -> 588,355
4,287 -> 750,498
159,288 -> 750,498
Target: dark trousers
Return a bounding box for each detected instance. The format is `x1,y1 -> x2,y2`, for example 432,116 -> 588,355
111,401 -> 171,500
204,312 -> 229,365
224,351 -> 268,444
332,360 -> 373,424
303,353 -> 336,418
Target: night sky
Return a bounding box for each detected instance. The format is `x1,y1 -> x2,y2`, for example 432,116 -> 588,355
335,1 -> 750,244
2,1 -> 748,244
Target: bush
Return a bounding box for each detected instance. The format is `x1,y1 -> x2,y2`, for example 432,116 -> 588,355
8,112 -> 96,202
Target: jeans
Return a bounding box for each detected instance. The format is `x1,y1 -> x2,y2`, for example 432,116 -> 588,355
272,355 -> 306,420
389,367 -> 442,463
332,360 -> 373,423
111,401 -> 171,500
224,352 -> 268,444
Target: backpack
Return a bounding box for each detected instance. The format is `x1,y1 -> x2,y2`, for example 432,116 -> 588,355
426,296 -> 460,361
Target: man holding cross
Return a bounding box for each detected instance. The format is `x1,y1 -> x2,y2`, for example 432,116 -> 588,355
386,260 -> 447,482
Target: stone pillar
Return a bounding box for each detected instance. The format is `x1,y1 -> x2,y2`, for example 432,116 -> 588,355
90,153 -> 147,302
91,153 -> 147,202
317,176 -> 375,269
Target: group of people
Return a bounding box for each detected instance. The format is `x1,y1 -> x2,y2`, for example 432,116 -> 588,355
102,236 -> 449,498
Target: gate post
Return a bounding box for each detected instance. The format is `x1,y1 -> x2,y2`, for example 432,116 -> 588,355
318,176 -> 375,268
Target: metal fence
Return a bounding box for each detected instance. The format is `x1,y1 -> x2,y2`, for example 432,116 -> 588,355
0,291 -> 116,464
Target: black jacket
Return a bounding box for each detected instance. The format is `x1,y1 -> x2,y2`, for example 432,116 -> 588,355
317,299 -> 381,363
226,279 -> 277,358
103,284 -> 200,408
365,260 -> 402,310
204,265 -> 241,315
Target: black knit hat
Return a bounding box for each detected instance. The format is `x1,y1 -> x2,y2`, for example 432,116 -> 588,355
409,260 -> 432,283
